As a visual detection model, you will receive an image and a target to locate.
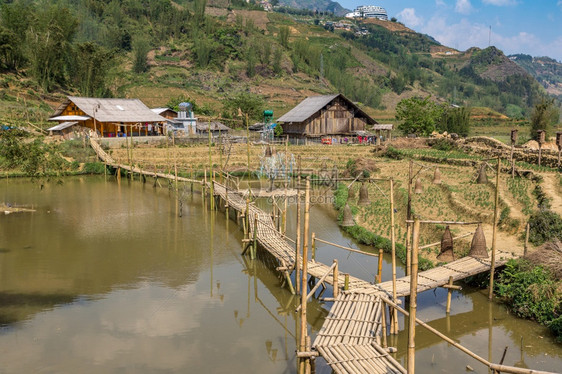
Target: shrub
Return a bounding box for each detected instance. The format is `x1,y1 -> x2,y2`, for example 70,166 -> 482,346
383,146 -> 405,160
430,138 -> 457,151
528,210 -> 562,246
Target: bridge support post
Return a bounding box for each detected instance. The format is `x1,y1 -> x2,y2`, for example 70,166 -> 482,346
377,248 -> 383,283
488,158 -> 500,301
251,217 -> 258,260
408,217 -> 420,374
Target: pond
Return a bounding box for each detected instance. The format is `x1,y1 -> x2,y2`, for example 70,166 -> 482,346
0,176 -> 560,373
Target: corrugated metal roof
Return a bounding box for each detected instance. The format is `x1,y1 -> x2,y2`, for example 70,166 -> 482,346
49,115 -> 91,121
197,122 -> 231,132
52,97 -> 166,123
48,122 -> 78,131
373,124 -> 393,130
277,94 -> 339,123
151,107 -> 176,115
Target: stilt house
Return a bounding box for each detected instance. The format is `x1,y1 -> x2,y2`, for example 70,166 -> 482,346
277,94 -> 377,139
49,96 -> 167,138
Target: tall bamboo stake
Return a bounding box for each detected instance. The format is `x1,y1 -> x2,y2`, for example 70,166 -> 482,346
408,217 -> 420,374
299,179 -> 311,374
296,187 -> 302,295
390,178 -> 398,333
209,123 -> 214,211
489,158 -> 500,300
406,160 -> 413,276
524,223 -> 530,256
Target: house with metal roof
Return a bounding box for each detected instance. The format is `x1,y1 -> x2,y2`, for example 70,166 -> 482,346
49,96 -> 167,138
277,94 -> 377,139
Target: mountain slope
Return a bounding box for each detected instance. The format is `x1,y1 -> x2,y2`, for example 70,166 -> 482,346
509,54 -> 562,99
277,0 -> 349,16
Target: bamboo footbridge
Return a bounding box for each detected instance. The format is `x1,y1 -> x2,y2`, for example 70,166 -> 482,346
89,140 -> 551,374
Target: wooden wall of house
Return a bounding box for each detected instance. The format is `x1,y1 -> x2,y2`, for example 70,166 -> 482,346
282,100 -> 368,137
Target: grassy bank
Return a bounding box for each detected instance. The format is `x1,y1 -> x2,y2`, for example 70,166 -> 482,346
333,183 -> 434,271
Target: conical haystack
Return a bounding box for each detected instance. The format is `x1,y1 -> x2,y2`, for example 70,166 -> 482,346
358,182 -> 370,205
433,168 -> 441,184
469,224 -> 488,258
348,185 -> 355,199
437,225 -> 454,262
341,203 -> 355,227
414,178 -> 423,194
477,164 -> 488,184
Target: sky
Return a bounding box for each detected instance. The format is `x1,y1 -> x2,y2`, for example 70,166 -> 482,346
337,0 -> 562,61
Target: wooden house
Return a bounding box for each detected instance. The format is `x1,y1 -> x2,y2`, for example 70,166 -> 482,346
196,122 -> 231,137
49,96 -> 167,138
151,107 -> 178,120
277,94 -> 377,139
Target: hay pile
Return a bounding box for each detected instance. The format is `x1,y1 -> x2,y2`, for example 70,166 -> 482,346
525,240 -> 562,279
345,157 -> 380,177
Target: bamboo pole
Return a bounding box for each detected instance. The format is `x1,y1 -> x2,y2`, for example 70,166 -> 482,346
344,274 -> 349,291
489,158 -> 500,301
296,188 -> 302,295
446,276 -> 454,314
524,223 -> 530,256
313,238 -> 380,258
389,178 -> 399,334
296,261 -> 337,312
332,259 -> 339,299
381,302 -> 388,349
408,217 -> 420,374
209,124 -> 215,211
311,232 -> 316,262
251,216 -> 258,260
406,160 -> 413,276
299,180 -> 310,374
377,248 -> 383,283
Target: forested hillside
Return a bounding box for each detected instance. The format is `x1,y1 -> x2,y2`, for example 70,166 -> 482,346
0,0 -> 553,127
510,54 -> 562,100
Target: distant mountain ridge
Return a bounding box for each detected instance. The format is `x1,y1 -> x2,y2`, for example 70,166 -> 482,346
509,54 -> 562,99
277,0 -> 349,16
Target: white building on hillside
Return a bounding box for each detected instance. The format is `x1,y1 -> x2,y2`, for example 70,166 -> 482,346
345,5 -> 388,20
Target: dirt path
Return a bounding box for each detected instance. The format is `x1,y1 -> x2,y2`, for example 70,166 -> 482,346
498,179 -> 526,221
540,173 -> 562,215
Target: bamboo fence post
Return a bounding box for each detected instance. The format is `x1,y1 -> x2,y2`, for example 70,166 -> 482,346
377,248 -> 383,283
296,188 -> 302,295
344,274 -> 349,291
489,158 -> 500,301
406,160 -> 413,276
299,183 -> 310,374
311,232 -> 316,262
225,187 -> 229,219
332,259 -> 339,299
251,216 -> 258,260
524,223 -> 530,256
381,301 -> 388,349
408,217 -> 420,374
208,125 -> 215,211
390,178 -> 399,334
446,276 -> 453,314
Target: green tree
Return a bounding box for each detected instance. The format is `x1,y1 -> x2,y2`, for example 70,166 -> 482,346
132,36 -> 150,73
0,1 -> 33,70
272,47 -> 282,75
278,26 -> 289,49
437,106 -> 471,137
223,92 -> 264,127
72,42 -> 114,96
396,96 -> 444,136
246,43 -> 257,77
530,98 -> 559,140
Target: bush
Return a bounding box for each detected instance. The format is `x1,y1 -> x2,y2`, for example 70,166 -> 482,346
496,259 -> 562,341
83,162 -> 106,174
528,210 -> 562,246
383,146 -> 405,160
430,138 -> 457,151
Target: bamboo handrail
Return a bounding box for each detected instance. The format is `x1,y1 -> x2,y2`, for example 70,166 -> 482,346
418,232 -> 474,250
405,220 -> 481,225
381,297 -> 557,374
314,237 -> 380,258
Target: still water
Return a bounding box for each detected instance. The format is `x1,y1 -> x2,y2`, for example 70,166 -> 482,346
0,177 -> 560,373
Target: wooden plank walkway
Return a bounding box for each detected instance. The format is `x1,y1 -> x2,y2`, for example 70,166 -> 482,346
313,293 -> 405,374
90,139 -> 200,184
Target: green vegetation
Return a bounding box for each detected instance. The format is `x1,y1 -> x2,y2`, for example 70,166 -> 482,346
395,96 -> 444,136
333,183 -> 433,271
530,98 -> 560,140
496,259 -> 562,342
527,210 -> 562,246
